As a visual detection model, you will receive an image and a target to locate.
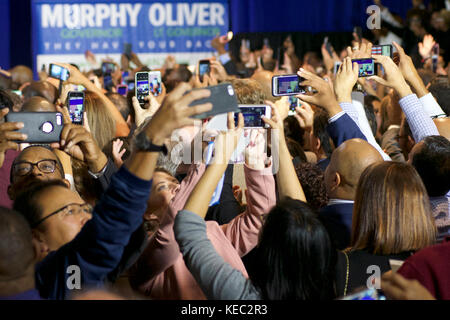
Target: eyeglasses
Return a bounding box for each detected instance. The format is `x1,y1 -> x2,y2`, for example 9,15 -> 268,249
32,203 -> 93,228
13,159 -> 59,177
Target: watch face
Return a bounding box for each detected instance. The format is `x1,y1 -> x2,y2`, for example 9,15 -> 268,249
135,130 -> 168,155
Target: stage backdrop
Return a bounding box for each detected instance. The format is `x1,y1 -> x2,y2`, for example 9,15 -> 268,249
32,0 -> 229,72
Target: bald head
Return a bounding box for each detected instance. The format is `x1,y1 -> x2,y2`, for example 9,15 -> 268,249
22,81 -> 58,104
433,118 -> 450,140
9,66 -> 33,90
251,70 -> 276,102
325,139 -> 384,199
21,96 -> 56,112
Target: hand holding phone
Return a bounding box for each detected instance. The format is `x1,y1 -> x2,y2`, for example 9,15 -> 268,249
135,72 -> 150,106
372,44 -> 393,58
352,58 -> 375,77
272,74 -> 307,96
5,112 -> 63,143
49,64 -> 70,81
67,91 -> 84,125
198,60 -> 211,83
235,105 -> 271,128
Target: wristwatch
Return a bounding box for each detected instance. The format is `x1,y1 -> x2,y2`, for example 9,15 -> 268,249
134,130 -> 168,155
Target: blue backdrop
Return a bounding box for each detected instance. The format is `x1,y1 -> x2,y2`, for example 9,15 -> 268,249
1,0 -> 418,71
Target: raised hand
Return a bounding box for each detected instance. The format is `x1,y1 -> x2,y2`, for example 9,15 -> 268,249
334,57 -> 359,103
367,55 -> 412,98
418,34 -> 436,59
296,68 -> 342,117
112,139 -> 127,168
0,108 -> 27,168
293,100 -> 314,132
211,112 -> 244,165
132,95 -> 161,127
245,129 -> 267,170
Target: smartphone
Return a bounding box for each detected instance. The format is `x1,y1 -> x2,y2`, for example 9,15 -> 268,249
340,288 -> 386,300
288,96 -> 299,115
353,26 -> 363,42
5,112 -> 63,143
333,62 -> 342,75
124,43 -> 132,59
272,74 -> 307,97
324,37 -> 333,56
135,72 -> 150,105
235,105 -> 271,128
188,83 -> 240,119
67,91 -> 84,125
352,58 -> 375,77
49,64 -> 70,81
199,60 -> 211,83
103,74 -> 114,91
126,79 -> 135,91
432,44 -> 439,73
117,84 -> 128,96
102,62 -> 115,75
372,44 -> 393,58
149,71 -> 162,97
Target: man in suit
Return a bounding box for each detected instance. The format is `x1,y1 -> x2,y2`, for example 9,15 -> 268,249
319,139 -> 384,250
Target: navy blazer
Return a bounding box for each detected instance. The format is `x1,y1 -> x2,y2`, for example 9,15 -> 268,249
326,113 -> 367,148
35,166 -> 152,300
319,203 -> 354,251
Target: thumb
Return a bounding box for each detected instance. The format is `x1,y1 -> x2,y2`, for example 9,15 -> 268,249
367,75 -> 388,86
132,96 -> 143,114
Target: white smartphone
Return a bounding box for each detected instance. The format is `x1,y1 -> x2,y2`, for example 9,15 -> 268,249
235,105 -> 271,128
272,74 -> 307,97
148,71 -> 162,97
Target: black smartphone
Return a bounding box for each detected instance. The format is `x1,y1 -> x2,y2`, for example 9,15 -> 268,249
353,26 -> 363,42
272,74 -> 307,96
49,64 -> 70,81
352,58 -> 375,77
103,74 -> 114,91
67,91 -> 84,125
102,62 -> 115,75
135,71 -> 149,106
126,79 -> 135,91
372,44 -> 393,58
124,43 -> 132,59
5,112 -> 63,143
432,44 -> 439,73
188,83 -> 240,119
199,60 -> 211,83
236,105 -> 272,128
324,37 -> 333,56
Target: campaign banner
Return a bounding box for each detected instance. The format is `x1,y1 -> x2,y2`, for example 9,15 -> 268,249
32,0 -> 229,72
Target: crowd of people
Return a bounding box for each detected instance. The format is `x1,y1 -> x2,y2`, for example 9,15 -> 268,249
0,0 -> 449,301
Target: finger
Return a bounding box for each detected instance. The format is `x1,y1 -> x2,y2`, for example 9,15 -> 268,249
298,99 -> 312,111
298,68 -> 322,82
2,131 -> 28,141
56,105 -> 71,125
236,113 -> 244,130
0,121 -> 25,132
366,75 -> 388,86
353,62 -> 359,76
261,116 -> 276,129
184,102 -> 213,118
64,132 -> 92,151
392,41 -> 405,56
178,89 -> 211,110
119,148 -> 126,157
0,108 -> 9,120
0,141 -> 20,152
346,46 -> 353,57
168,82 -> 193,102
227,112 -> 235,130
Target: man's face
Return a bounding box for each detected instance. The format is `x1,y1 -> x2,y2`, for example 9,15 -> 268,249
35,186 -> 92,253
146,171 -> 180,217
9,147 -> 64,199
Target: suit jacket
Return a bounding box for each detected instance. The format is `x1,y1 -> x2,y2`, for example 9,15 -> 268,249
319,202 -> 354,251
381,127 -> 405,162
326,113 -> 367,148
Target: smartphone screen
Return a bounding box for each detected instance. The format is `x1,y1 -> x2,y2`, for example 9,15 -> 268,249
49,64 -> 69,81
273,75 -> 306,96
149,71 -> 162,96
117,85 -> 128,96
102,62 -> 115,75
289,96 -> 298,112
135,72 -> 150,105
199,60 -> 210,82
353,58 -> 375,77
333,62 -> 342,75
68,92 -> 84,125
126,79 -> 135,91
235,105 -> 269,128
372,45 -> 393,58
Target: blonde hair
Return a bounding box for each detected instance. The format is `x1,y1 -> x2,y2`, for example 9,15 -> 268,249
84,91 -> 116,150
352,161 -> 436,255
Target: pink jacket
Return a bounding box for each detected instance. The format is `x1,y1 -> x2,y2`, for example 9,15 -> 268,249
129,163 -> 276,299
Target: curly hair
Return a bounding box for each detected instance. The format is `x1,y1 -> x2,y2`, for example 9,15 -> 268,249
294,162 -> 329,212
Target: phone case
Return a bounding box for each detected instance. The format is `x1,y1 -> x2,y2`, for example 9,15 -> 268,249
188,83 -> 240,119
5,112 -> 63,143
